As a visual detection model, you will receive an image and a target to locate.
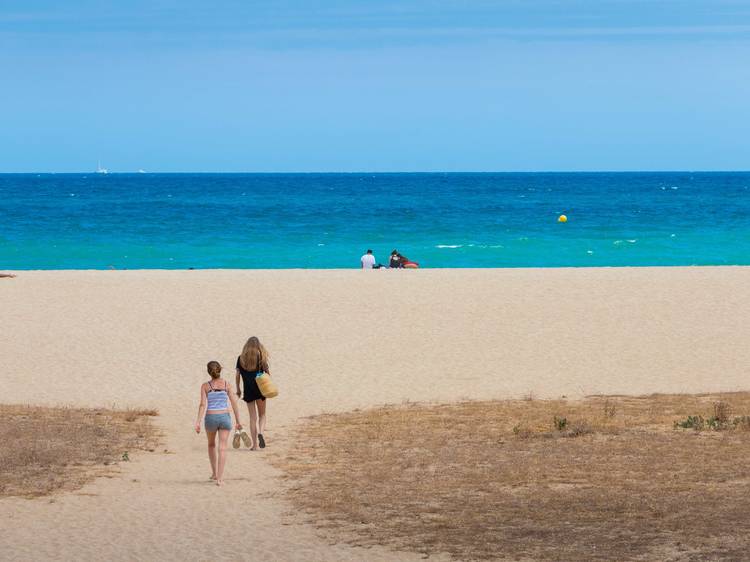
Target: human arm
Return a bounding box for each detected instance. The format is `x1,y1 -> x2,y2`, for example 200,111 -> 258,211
235,369 -> 242,397
228,383 -> 243,430
195,384 -> 207,433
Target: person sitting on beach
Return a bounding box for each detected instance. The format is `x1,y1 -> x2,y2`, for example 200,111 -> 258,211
361,249 -> 376,269
194,361 -> 243,486
389,250 -> 403,268
236,337 -> 271,450
0,273 -> 16,278
390,250 -> 419,268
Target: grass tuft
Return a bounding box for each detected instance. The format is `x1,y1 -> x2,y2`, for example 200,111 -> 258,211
603,398 -> 617,418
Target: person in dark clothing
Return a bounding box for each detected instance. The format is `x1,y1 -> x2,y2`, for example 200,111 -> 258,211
235,336 -> 271,450
389,250 -> 404,268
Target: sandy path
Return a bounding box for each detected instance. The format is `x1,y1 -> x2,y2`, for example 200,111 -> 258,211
1,268 -> 748,561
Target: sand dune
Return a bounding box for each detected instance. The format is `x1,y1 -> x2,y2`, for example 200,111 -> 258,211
2,267 -> 749,561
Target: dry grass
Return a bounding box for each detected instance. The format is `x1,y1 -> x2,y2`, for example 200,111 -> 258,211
274,392 -> 750,561
0,405 -> 160,498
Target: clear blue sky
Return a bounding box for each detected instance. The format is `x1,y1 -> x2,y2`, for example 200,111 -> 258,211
1,1 -> 749,172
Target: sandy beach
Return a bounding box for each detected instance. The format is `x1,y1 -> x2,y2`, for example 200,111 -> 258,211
2,267 -> 749,561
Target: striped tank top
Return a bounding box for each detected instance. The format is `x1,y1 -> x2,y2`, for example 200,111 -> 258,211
206,380 -> 229,411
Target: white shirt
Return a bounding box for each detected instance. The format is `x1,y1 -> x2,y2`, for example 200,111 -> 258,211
361,253 -> 376,269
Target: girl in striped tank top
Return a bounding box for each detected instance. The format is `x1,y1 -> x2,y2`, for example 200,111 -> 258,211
194,361 -> 243,486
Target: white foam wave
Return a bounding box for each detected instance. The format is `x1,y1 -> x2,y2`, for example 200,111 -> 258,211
436,244 -> 462,249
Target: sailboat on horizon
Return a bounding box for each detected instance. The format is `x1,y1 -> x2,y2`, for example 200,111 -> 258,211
96,160 -> 109,174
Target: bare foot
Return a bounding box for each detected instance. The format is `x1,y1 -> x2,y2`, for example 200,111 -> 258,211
251,446 -> 259,451
216,479 -> 224,487
209,475 -> 217,481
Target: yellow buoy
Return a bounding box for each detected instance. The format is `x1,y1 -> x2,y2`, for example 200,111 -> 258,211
558,214 -> 568,223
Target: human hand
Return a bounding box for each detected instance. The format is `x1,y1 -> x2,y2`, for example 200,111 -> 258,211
235,423 -> 243,431
194,423 -> 201,434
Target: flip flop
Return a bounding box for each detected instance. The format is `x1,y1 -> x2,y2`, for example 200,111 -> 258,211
258,433 -> 266,449
232,430 -> 241,449
240,430 -> 252,448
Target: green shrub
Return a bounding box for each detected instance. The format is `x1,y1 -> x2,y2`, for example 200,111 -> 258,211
675,409 -> 745,431
674,415 -> 705,430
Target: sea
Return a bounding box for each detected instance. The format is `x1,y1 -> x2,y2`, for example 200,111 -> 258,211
1,172 -> 749,270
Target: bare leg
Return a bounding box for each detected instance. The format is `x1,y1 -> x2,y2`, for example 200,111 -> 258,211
206,430 -> 217,479
246,400 -> 259,450
216,429 -> 231,485
257,399 -> 267,437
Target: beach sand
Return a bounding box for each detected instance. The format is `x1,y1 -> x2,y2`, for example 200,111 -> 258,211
1,267 -> 748,561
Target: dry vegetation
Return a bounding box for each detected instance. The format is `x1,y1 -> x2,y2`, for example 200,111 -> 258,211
0,405 -> 160,498
275,393 -> 750,561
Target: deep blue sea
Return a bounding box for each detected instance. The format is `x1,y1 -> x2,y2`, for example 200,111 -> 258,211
1,172 -> 749,269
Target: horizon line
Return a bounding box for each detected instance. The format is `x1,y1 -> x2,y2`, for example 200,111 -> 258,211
1,169 -> 750,175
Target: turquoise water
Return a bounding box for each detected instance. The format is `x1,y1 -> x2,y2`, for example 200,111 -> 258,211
1,172 -> 749,269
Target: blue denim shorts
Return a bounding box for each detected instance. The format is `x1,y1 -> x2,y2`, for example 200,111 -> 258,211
204,413 -> 232,431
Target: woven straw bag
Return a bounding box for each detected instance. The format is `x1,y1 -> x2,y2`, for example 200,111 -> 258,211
255,372 -> 278,399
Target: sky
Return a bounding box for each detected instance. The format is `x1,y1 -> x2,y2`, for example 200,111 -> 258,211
1,0 -> 749,172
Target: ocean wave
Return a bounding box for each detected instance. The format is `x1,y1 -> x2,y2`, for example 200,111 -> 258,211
436,244 -> 462,249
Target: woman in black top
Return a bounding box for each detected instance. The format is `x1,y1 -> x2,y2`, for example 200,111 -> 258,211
235,336 -> 270,450
389,250 -> 403,268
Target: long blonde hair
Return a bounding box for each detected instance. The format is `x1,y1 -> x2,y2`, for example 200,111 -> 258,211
239,336 -> 269,373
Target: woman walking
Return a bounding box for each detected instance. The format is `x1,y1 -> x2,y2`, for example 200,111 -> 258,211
194,361 -> 243,486
236,337 -> 270,450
